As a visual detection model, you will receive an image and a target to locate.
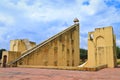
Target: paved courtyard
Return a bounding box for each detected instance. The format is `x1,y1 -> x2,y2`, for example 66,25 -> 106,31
0,67 -> 120,80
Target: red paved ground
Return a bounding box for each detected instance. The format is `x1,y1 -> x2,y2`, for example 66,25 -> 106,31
0,67 -> 120,80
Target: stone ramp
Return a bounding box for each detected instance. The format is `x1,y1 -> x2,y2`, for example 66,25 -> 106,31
8,24 -> 79,67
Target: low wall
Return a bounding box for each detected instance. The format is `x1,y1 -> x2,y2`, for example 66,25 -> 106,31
17,64 -> 107,71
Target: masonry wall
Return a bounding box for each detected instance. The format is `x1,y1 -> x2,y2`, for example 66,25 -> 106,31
85,26 -> 117,68
10,39 -> 36,53
1,51 -> 21,67
15,24 -> 80,67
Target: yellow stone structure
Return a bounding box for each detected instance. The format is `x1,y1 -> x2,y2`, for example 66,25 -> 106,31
10,39 -> 36,53
1,23 -> 80,68
83,26 -> 117,68
0,21 -> 117,70
1,39 -> 36,67
1,51 -> 21,67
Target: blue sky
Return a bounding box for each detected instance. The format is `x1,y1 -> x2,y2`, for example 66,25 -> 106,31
0,0 -> 120,50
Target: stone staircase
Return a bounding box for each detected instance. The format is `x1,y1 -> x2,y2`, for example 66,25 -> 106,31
8,24 -> 79,67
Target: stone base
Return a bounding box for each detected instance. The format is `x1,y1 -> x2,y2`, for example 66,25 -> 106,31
17,64 -> 107,71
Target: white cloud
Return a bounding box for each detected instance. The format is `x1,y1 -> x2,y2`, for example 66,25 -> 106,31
1,0 -> 77,22
0,13 -> 15,26
0,13 -> 15,47
0,0 -> 120,49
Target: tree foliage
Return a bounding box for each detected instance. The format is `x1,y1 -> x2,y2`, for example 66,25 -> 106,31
80,48 -> 88,62
116,46 -> 120,59
80,46 -> 120,62
0,49 -> 6,60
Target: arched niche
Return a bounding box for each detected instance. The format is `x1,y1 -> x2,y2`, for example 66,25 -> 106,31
96,36 -> 105,65
96,36 -> 105,47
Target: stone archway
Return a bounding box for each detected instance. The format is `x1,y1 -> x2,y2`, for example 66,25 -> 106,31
3,55 -> 7,67
96,36 -> 105,66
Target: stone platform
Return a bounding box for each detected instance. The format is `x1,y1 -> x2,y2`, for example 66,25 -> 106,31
0,67 -> 120,80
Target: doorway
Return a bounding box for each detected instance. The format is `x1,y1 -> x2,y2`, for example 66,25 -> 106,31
3,55 -> 7,67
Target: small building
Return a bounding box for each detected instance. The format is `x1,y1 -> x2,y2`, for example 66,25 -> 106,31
83,26 -> 117,68
1,39 -> 36,67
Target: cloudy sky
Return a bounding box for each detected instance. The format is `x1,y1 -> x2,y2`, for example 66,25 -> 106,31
0,0 -> 120,50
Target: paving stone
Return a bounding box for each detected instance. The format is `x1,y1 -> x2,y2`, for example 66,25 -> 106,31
0,68 -> 120,80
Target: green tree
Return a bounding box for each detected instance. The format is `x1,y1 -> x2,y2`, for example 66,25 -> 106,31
80,48 -> 88,62
0,49 -> 6,60
116,46 -> 120,59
